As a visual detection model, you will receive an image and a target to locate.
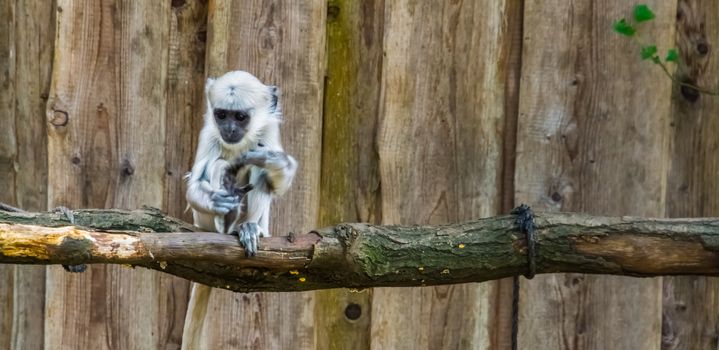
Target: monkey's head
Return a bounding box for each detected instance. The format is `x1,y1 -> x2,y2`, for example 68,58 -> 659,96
205,71 -> 280,146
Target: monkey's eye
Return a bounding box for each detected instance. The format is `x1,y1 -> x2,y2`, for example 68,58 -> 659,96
235,112 -> 248,122
215,110 -> 227,120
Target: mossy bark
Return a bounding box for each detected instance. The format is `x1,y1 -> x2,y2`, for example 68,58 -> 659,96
2,208 -> 719,292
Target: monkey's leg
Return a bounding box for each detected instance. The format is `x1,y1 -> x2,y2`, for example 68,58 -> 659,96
236,170 -> 273,256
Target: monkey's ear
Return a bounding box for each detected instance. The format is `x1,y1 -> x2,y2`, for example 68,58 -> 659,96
269,85 -> 280,97
205,77 -> 216,96
269,86 -> 280,113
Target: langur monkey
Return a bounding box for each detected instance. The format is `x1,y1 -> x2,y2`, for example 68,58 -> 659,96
182,71 -> 297,348
185,70 -> 297,256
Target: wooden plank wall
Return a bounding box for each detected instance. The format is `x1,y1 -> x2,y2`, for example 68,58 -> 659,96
3,1 -> 719,349
0,1 -> 54,349
314,0 -> 383,349
44,1 -> 195,349
664,1 -> 719,349
371,1 -> 519,349
515,1 -> 676,349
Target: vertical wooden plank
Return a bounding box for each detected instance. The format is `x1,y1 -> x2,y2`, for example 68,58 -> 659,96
372,1 -> 519,349
314,1 -> 384,349
10,2 -> 54,348
0,268 -> 11,350
663,1 -> 719,349
45,1 -> 173,349
497,1 -> 527,348
11,0 -> 52,214
160,1 -> 211,348
180,0 -> 326,348
0,0 -> 54,349
165,0 -> 209,224
515,1 -> 675,349
0,0 -> 18,345
0,0 -> 18,209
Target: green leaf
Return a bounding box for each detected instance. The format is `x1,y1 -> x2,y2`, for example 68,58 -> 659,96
634,4 -> 655,22
641,45 -> 658,60
613,19 -> 636,36
665,48 -> 679,62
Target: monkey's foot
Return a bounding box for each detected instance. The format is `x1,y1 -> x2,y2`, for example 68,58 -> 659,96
237,222 -> 265,257
62,264 -> 87,273
53,206 -> 88,273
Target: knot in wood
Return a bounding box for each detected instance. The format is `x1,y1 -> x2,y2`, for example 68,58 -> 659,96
344,303 -> 362,320
49,110 -> 69,127
121,160 -> 135,177
697,42 -> 709,56
335,224 -> 357,248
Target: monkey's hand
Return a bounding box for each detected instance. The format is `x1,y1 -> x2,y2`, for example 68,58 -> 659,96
233,222 -> 266,257
186,178 -> 240,216
237,149 -> 297,195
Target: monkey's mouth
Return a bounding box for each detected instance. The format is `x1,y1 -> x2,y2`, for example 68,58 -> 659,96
220,130 -> 245,144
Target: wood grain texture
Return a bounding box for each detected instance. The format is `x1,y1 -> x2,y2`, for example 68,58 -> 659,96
161,1 -> 211,347
10,1 -> 56,342
0,1 -> 54,349
165,0 -> 208,224
0,0 -> 18,210
314,0 -> 384,348
515,1 -> 676,349
180,0 -> 326,348
0,0 -> 17,346
663,1 -> 719,349
45,1 -> 176,349
372,1 -> 519,349
0,266 -> 10,350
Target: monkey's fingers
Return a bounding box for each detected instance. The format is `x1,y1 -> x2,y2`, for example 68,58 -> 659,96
211,192 -> 239,203
239,150 -> 276,167
238,222 -> 259,257
210,193 -> 239,212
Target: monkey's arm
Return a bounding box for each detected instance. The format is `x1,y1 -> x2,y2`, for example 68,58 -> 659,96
185,159 -> 240,216
240,149 -> 297,195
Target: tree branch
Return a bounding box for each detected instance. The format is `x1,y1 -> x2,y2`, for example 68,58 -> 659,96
1,208 -> 719,292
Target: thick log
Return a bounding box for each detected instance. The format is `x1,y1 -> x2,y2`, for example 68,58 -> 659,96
1,208 -> 719,292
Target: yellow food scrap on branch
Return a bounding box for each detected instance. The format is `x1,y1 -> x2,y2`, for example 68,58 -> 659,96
299,277 -> 306,282
289,270 -> 299,275
458,243 -> 465,249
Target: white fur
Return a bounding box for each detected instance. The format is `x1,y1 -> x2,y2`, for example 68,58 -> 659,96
185,70 -> 295,236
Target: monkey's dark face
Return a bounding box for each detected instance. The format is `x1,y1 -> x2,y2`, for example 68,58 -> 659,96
214,108 -> 250,144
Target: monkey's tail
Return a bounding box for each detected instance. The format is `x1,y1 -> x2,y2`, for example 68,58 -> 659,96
181,283 -> 213,350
